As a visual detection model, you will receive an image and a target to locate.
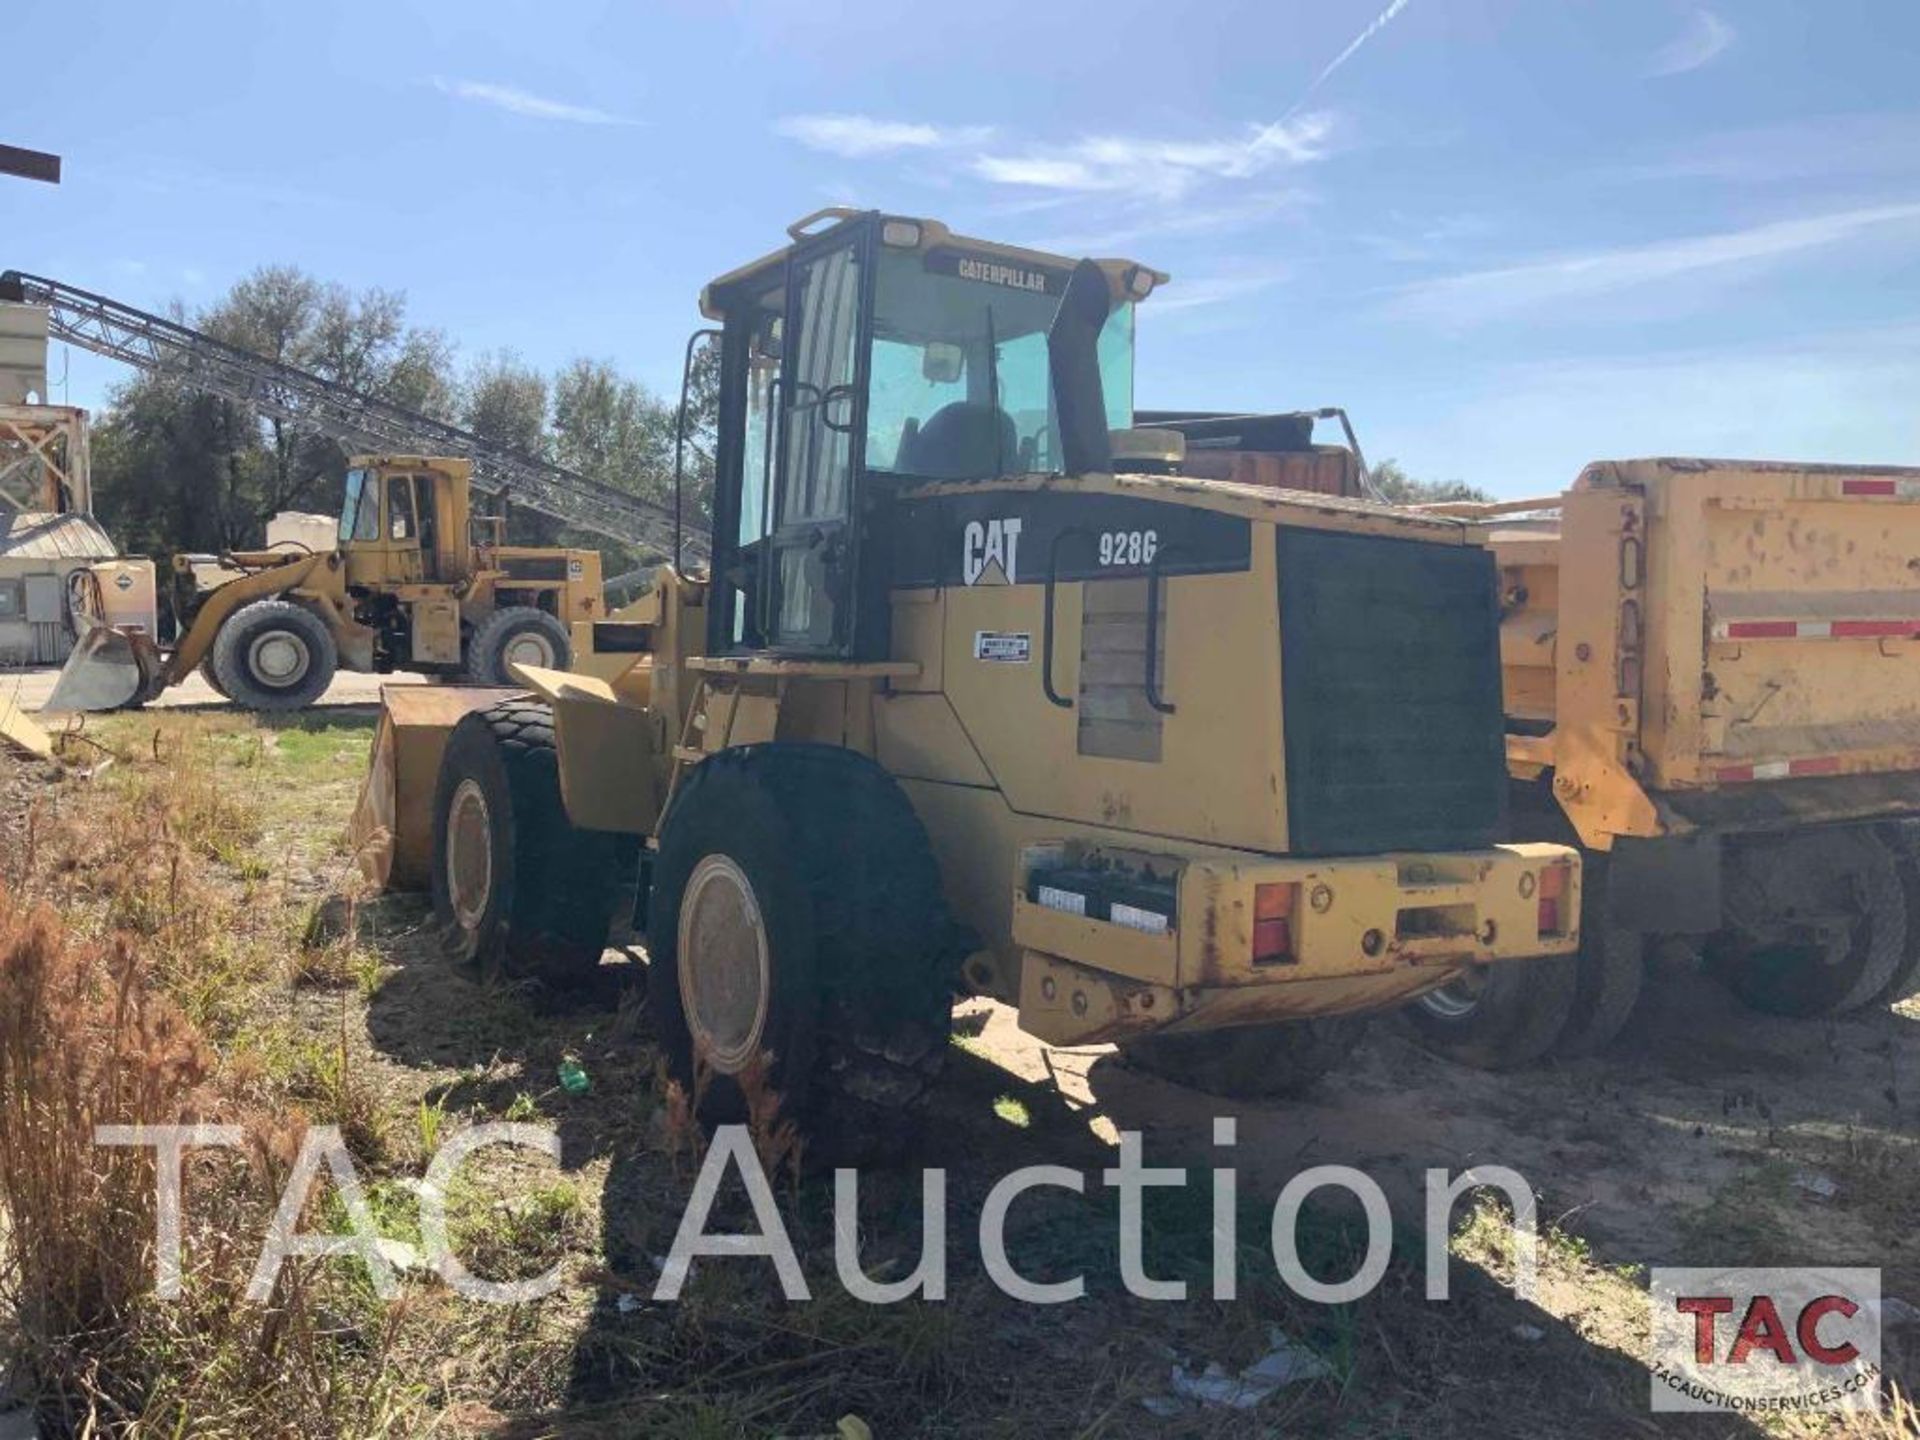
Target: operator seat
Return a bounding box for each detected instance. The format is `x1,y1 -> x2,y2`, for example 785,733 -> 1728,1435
898,402 -> 1018,480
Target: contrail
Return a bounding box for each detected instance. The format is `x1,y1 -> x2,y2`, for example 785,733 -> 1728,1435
1285,0 -> 1418,117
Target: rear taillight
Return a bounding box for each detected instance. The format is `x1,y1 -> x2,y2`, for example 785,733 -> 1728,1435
1253,882 -> 1296,963
1536,862 -> 1571,937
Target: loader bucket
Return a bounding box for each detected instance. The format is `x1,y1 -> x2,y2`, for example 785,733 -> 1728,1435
348,685 -> 524,892
42,626 -> 167,713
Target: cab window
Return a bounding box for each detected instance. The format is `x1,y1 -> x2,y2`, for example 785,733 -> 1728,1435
386,475 -> 417,541
340,468 -> 380,543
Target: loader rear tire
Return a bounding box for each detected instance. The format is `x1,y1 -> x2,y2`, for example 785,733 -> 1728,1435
431,699 -> 633,986
1119,1017 -> 1366,1099
1712,830 -> 1906,1018
1402,953 -> 1579,1071
647,745 -> 960,1167
211,599 -> 337,712
466,606 -> 570,686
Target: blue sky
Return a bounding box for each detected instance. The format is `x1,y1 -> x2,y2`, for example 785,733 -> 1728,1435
7,0 -> 1920,495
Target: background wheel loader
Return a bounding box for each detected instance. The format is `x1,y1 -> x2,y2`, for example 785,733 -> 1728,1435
46,454 -> 604,713
352,209 -> 1583,1158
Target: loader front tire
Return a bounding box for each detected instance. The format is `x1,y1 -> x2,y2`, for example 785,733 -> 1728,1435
647,745 -> 959,1166
431,699 -> 632,986
211,599 -> 337,712
466,606 -> 570,686
1402,953 -> 1579,1070
1119,1017 -> 1366,1099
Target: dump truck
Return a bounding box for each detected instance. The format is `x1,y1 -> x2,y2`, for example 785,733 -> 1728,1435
352,209 -> 1582,1152
1398,459 -> 1920,1067
48,454 -> 604,713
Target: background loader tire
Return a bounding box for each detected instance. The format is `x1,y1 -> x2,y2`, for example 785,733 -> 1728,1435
1401,953 -> 1578,1071
197,655 -> 230,700
1712,830 -> 1906,1018
1120,1017 -> 1366,1099
647,745 -> 960,1167
431,699 -> 633,987
467,606 -> 570,685
210,599 -> 337,712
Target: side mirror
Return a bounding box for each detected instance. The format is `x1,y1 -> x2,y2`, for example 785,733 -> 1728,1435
922,342 -> 964,385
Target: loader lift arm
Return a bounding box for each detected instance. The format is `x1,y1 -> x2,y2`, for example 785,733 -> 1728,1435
0,269 -> 707,562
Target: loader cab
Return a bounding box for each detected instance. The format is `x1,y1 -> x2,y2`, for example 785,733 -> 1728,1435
700,210 -> 1160,661
337,457 -> 474,588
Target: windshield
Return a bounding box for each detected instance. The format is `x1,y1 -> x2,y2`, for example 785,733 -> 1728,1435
339,468 -> 379,543
866,249 -> 1134,480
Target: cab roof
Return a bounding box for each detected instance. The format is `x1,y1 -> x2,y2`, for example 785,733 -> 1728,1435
698,208 -> 1170,321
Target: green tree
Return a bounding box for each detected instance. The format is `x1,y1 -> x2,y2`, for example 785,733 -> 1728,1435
1369,458 -> 1491,506
89,266 -> 458,555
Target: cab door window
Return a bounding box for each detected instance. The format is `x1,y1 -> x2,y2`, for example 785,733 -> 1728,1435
386,475 -> 418,542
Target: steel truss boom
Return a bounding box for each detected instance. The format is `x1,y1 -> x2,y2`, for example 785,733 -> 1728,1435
0,269 -> 702,559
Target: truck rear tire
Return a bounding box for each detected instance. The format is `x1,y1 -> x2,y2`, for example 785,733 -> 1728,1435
1552,925 -> 1646,1056
1875,825 -> 1920,1006
1401,953 -> 1579,1070
430,699 -> 633,986
1713,830 -> 1906,1018
466,606 -> 570,686
647,745 -> 959,1166
1119,1017 -> 1366,1099
210,599 -> 337,712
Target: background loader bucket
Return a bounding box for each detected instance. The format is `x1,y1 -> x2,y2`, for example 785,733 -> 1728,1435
43,626 -> 165,713
348,685 -> 523,892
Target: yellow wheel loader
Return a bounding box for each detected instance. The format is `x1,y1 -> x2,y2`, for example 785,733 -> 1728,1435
47,455 -> 604,713
354,210 -> 1581,1156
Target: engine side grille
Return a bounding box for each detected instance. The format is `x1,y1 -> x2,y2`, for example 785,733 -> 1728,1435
1277,527 -> 1507,856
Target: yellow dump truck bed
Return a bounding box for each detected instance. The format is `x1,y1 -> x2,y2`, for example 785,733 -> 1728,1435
1494,458 -> 1920,847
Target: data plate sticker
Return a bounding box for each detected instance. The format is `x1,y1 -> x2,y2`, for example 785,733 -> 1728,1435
975,631 -> 1032,663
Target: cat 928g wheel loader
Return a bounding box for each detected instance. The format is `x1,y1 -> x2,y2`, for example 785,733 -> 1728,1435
352,209 -> 1581,1155
46,455 -> 602,714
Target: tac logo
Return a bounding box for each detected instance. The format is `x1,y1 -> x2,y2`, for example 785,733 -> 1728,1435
961,517 -> 1022,586
1649,1267 -> 1882,1414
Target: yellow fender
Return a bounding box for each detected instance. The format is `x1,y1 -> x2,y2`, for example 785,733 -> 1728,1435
162,552 -> 331,685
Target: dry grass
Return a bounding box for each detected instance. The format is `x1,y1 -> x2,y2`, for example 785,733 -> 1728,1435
0,712 -> 1914,1438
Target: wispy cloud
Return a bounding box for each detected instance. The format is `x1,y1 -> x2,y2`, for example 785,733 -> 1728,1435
1643,8 -> 1734,78
971,115 -> 1334,202
1604,111 -> 1920,185
1286,0 -> 1418,117
1386,202 -> 1920,325
774,114 -> 991,157
1024,191 -> 1314,254
432,77 -> 635,126
1152,267 -> 1293,314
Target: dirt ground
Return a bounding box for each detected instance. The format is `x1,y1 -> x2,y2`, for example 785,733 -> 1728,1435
3,707 -> 1917,1438
0,663 -> 417,714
